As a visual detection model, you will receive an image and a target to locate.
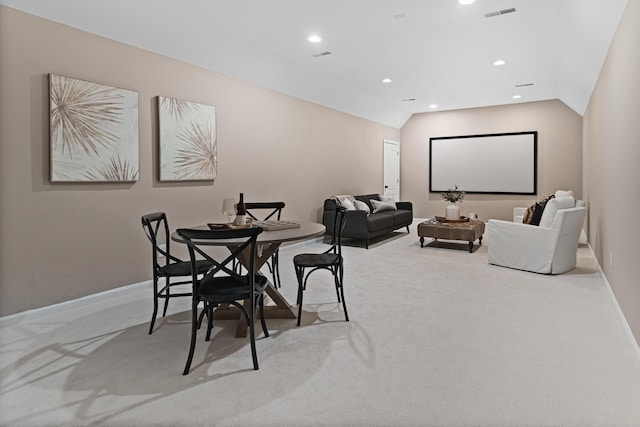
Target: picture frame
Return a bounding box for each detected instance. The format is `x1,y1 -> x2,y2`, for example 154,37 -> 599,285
49,74 -> 139,182
429,131 -> 537,195
158,96 -> 217,181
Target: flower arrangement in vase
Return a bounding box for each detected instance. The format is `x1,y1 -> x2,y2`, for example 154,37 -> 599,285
441,185 -> 465,220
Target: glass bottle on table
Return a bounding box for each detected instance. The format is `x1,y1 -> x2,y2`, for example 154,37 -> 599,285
235,193 -> 247,225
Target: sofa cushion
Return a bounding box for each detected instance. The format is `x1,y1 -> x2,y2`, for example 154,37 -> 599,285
367,213 -> 394,232
538,196 -> 575,228
389,209 -> 413,226
354,200 -> 371,213
355,194 -> 380,212
333,195 -> 357,211
378,194 -> 394,203
371,199 -> 397,213
340,198 -> 356,210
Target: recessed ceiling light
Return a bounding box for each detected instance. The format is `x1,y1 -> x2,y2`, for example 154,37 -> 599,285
459,0 -> 476,5
493,59 -> 506,66
382,78 -> 392,83
512,94 -> 522,99
429,104 -> 438,109
308,35 -> 322,43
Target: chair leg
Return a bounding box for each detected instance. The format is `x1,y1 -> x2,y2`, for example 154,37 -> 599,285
272,252 -> 281,288
149,276 -> 159,335
332,266 -> 342,303
295,266 -> 305,326
259,294 -> 269,337
338,265 -> 349,322
406,225 -> 410,233
205,304 -> 214,341
248,298 -> 258,370
183,300 -> 199,375
162,276 -> 171,317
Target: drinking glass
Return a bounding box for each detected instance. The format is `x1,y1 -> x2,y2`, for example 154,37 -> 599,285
222,198 -> 236,224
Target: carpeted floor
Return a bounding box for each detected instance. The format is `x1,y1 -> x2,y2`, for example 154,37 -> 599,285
1,221 -> 640,426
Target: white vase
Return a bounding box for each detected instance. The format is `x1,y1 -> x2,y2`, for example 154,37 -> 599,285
445,204 -> 460,220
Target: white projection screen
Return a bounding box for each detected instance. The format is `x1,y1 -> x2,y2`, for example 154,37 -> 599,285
430,131 -> 537,195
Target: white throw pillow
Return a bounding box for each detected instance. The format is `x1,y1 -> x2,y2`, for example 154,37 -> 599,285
379,194 -> 395,203
538,196 -> 575,227
554,190 -> 574,199
354,200 -> 371,213
333,195 -> 357,211
340,198 -> 356,211
371,199 -> 397,213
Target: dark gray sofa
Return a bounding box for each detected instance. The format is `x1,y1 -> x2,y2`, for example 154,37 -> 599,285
322,194 -> 413,249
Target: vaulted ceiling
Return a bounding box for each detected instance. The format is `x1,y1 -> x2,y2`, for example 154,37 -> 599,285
0,0 -> 629,128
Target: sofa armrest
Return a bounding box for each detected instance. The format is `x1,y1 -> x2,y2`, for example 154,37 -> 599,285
488,219 -> 559,274
395,201 -> 412,211
323,208 -> 370,237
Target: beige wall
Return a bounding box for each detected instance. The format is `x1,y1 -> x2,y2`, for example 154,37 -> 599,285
400,101 -> 583,221
584,0 -> 640,342
0,7 -> 399,316
3,2 -> 638,349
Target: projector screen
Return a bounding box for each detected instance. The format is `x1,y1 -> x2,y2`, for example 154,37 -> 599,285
429,131 -> 537,195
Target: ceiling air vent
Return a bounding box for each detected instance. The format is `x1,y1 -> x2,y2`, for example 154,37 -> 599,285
485,7 -> 516,18
312,51 -> 332,58
401,98 -> 416,102
515,83 -> 534,87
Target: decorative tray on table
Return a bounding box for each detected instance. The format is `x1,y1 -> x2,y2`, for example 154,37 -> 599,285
435,216 -> 470,223
252,220 -> 301,231
207,218 -> 254,230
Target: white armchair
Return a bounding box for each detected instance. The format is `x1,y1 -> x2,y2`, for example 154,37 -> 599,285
488,196 -> 587,274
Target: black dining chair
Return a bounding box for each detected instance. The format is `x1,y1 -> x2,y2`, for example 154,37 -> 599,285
141,212 -> 212,335
245,201 -> 286,288
293,206 -> 349,326
176,226 -> 269,375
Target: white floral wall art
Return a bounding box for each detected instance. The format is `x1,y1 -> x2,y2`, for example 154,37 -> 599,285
158,97 -> 217,181
49,74 -> 139,182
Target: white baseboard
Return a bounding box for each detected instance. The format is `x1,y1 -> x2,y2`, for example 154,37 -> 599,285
587,242 -> 640,360
0,236 -> 328,327
0,280 -> 152,327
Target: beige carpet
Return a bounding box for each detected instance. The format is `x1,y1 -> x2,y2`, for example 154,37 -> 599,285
1,221 -> 640,426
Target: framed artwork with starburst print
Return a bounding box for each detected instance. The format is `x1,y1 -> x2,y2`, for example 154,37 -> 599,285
158,97 -> 217,181
49,74 -> 139,182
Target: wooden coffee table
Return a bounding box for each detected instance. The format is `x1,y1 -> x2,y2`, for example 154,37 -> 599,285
418,219 -> 485,252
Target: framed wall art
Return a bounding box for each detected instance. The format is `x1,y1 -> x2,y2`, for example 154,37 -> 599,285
158,97 -> 217,181
49,74 -> 139,182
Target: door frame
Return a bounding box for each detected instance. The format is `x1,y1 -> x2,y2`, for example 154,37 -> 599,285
383,139 -> 400,201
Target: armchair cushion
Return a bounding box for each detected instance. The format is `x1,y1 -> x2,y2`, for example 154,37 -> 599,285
538,196 -> 575,228
522,194 -> 555,225
554,190 -> 574,198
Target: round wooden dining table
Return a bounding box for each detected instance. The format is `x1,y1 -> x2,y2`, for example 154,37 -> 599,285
172,222 -> 326,337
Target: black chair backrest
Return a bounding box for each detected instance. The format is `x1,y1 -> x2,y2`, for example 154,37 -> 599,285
142,212 -> 179,268
176,227 -> 264,287
245,202 -> 285,221
329,206 -> 347,256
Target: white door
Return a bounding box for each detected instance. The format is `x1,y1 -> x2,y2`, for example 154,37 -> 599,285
383,139 -> 400,201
